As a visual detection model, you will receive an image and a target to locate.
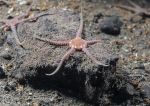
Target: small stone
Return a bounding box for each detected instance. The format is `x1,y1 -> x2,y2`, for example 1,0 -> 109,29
133,63 -> 145,69
4,82 -> 16,92
0,34 -> 6,47
125,83 -> 136,96
32,102 -> 39,106
0,47 -> 12,60
11,69 -> 25,80
93,13 -> 103,23
16,84 -> 24,92
1,53 -> 12,60
0,66 -> 5,78
100,15 -> 123,35
39,101 -> 50,106
29,92 -> 33,96
8,7 -> 14,14
140,83 -> 150,98
17,0 -> 28,5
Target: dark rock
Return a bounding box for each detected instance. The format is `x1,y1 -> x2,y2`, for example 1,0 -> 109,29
0,66 -> 5,78
100,15 -> 123,36
140,83 -> 150,99
9,9 -> 117,104
1,53 -> 12,60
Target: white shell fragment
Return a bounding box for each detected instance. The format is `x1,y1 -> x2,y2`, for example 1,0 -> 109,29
17,0 -> 28,5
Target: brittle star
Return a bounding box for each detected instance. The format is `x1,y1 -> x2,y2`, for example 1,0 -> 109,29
116,0 -> 150,19
35,9 -> 109,76
0,0 -> 54,46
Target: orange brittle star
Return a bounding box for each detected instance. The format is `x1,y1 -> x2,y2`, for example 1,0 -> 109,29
35,9 -> 108,76
116,0 -> 150,18
0,0 -> 54,46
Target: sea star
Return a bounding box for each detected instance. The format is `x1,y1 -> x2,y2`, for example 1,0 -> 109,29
35,9 -> 108,76
0,0 -> 54,46
116,0 -> 150,19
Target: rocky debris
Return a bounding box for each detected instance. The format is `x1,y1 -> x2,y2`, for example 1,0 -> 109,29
100,15 -> 123,35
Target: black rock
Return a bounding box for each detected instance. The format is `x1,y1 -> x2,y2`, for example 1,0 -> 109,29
100,16 -> 123,36
112,82 -> 137,104
0,66 -> 5,78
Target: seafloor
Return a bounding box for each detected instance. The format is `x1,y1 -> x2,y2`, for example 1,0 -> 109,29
0,0 -> 150,105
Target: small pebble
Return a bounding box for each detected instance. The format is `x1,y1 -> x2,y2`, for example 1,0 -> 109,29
0,47 -> 12,60
133,63 -> 145,69
8,7 -> 14,14
39,101 -> 50,106
93,13 -> 103,23
29,92 -> 33,96
32,102 -> 39,106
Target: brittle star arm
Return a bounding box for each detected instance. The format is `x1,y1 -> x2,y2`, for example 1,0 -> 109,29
127,0 -> 141,9
10,25 -> 24,45
86,40 -> 101,45
0,25 -> 6,30
76,4 -> 83,37
35,36 -> 69,46
115,1 -> 148,20
116,4 -> 138,13
116,0 -> 149,15
46,48 -> 75,76
0,20 -> 7,30
18,11 -> 57,24
82,47 -> 108,66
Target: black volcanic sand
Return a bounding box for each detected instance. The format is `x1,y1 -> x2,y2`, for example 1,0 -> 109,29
0,0 -> 150,105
